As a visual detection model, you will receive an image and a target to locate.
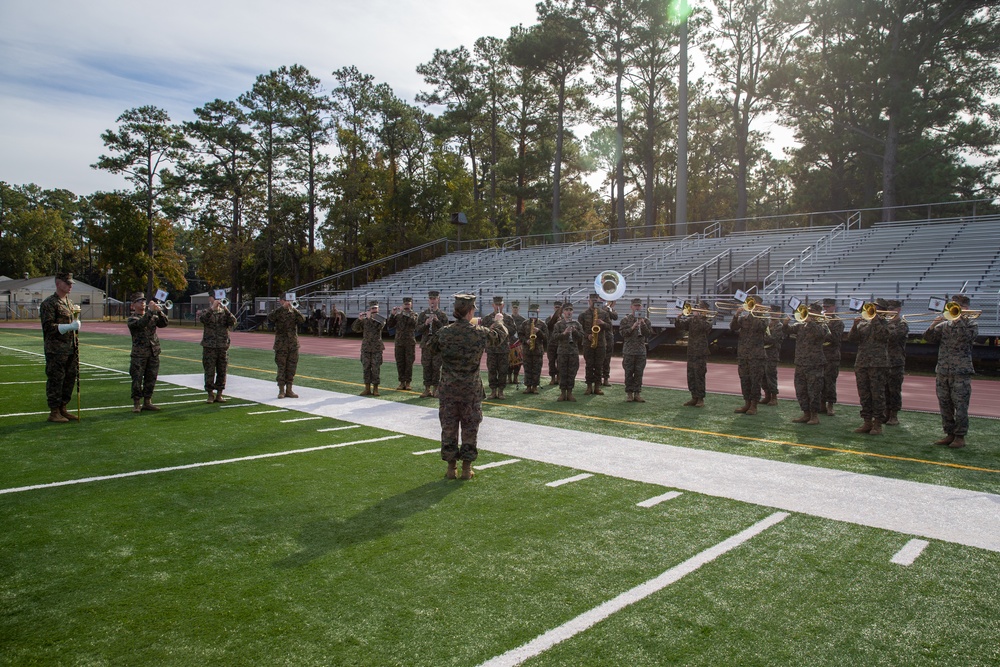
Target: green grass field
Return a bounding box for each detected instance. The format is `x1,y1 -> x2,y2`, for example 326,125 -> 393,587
2,329 -> 999,666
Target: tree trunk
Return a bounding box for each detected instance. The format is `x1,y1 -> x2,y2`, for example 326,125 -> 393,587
552,77 -> 566,240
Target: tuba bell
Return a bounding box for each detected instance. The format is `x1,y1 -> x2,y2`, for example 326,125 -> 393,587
594,270 -> 627,302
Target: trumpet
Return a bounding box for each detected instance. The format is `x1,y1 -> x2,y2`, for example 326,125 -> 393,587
219,298 -> 229,309
290,299 -> 300,310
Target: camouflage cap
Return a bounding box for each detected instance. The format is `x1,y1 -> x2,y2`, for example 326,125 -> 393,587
454,293 -> 476,308
631,298 -> 642,306
427,290 -> 440,298
368,300 -> 379,307
562,302 -> 574,311
823,298 -> 837,306
130,291 -> 145,303
528,303 -> 540,310
492,295 -> 504,304
589,292 -> 600,300
875,298 -> 889,309
55,271 -> 74,284
511,300 -> 520,307
809,302 -> 823,313
402,296 -> 413,303
887,299 -> 902,308
952,294 -> 970,306
698,300 -> 710,310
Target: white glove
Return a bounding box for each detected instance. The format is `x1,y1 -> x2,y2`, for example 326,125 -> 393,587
58,320 -> 81,334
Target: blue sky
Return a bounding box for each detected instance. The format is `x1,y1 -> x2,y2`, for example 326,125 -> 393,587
0,0 -> 541,195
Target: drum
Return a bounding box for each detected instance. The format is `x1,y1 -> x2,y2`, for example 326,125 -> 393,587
508,340 -> 524,367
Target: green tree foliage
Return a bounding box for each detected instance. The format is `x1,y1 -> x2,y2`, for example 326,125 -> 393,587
0,182 -> 78,277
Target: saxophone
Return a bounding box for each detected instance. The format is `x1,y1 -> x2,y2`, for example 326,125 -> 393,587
528,318 -> 537,351
589,305 -> 601,348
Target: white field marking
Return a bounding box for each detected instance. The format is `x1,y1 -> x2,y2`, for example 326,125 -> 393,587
637,491 -> 684,508
173,392 -> 208,397
891,539 -> 930,566
317,425 -> 361,433
476,459 -> 522,470
478,512 -> 790,667
0,345 -> 126,376
1,399 -> 208,419
219,403 -> 256,409
0,380 -> 47,385
247,409 -> 289,415
280,416 -> 323,423
0,435 -> 406,496
412,448 -> 441,455
0,363 -> 45,367
546,473 -> 593,488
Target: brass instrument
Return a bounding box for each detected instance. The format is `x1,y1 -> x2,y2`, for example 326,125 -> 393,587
749,307 -> 785,320
218,298 -> 228,309
860,303 -> 895,321
528,318 -> 537,351
594,270 -> 627,301
793,304 -> 827,322
681,302 -> 717,317
943,301 -> 981,320
589,305 -> 601,348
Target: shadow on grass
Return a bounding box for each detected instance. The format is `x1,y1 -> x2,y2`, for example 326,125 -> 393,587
273,479 -> 460,569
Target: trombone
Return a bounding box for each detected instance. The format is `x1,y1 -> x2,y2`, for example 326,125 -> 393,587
904,301 -> 982,322
715,296 -> 759,312
680,302 -> 717,317
792,305 -> 827,322
860,303 -> 896,321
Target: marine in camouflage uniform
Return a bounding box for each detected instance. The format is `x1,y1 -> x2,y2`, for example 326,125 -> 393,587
578,293 -> 611,395
545,303 -> 563,385
601,301 -> 618,386
675,301 -> 714,407
883,300 -> 909,426
923,294 -> 977,449
39,272 -> 81,423
729,305 -> 768,414
429,293 -> 508,480
507,301 -> 526,385
199,295 -> 237,403
481,296 -> 512,399
619,298 -> 652,402
268,298 -> 306,398
518,305 -> 548,393
352,301 -> 386,396
417,290 -> 449,398
387,297 -> 418,390
847,299 -> 891,434
783,303 -> 831,424
762,304 -> 784,405
821,298 -> 844,415
127,293 -> 169,413
553,304 -> 584,401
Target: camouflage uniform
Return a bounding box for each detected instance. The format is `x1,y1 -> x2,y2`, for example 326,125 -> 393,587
676,313 -> 714,400
545,307 -> 562,382
352,315 -> 386,386
417,306 -> 449,390
885,316 -> 909,417
268,306 -> 306,385
507,303 -> 526,384
785,317 -> 831,415
199,306 -> 236,394
128,309 -> 168,401
39,292 -> 79,410
729,311 -> 768,406
578,303 -> 610,387
518,316 -> 549,389
848,315 -> 890,424
823,315 -> 845,405
619,312 -> 652,396
429,314 -> 507,463
763,319 -> 784,399
387,308 -> 418,387
924,316 -> 977,439
481,309 -> 512,392
553,317 -> 584,391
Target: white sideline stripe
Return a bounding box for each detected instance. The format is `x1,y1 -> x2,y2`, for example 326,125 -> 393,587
891,539 -> 930,566
476,459 -> 522,470
1,399 -> 207,418
280,416 -> 322,423
0,435 -> 405,496
637,491 -> 684,508
0,380 -> 46,385
317,425 -> 361,432
478,512 -> 790,667
546,473 -> 593,488
247,409 -> 288,415
219,403 -> 255,409
412,448 -> 440,455
174,392 -> 207,397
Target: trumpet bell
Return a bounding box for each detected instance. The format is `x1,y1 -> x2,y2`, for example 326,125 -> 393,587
594,270 -> 627,301
289,299 -> 299,310
164,300 -> 173,311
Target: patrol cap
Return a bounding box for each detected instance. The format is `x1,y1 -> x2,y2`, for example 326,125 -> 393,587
952,294 -> 970,306
453,293 -> 476,308
528,303 -> 539,310
511,300 -> 520,307
131,291 -> 145,303
631,298 -> 642,306
589,292 -> 600,300
887,299 -> 902,308
809,302 -> 823,313
562,302 -> 574,311
875,297 -> 889,309
823,298 -> 837,306
55,271 -> 74,284
698,300 -> 710,310
492,295 -> 504,305
428,290 -> 440,298
402,296 -> 413,304
368,300 -> 379,307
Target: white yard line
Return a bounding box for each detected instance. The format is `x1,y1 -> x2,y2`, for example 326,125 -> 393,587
0,380 -> 46,385
246,409 -> 288,415
546,473 -> 593,488
1,399 -> 209,418
637,491 -> 684,508
478,512 -> 790,667
280,416 -> 323,423
891,539 -> 930,566
476,459 -> 521,470
317,425 -> 361,432
0,435 -> 405,496
412,448 -> 440,455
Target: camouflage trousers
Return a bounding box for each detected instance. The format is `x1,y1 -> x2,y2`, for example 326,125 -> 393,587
202,347 -> 229,392
486,350 -> 509,389
602,342 -> 612,381
439,397 -> 483,462
936,373 -> 972,437
546,344 -> 559,379
687,357 -> 707,399
622,354 -> 646,394
885,366 -> 905,413
558,353 -> 580,390
523,353 -> 544,388
737,358 -> 765,403
582,345 -> 606,384
361,349 -> 383,385
395,343 -> 415,384
855,367 -> 887,421
765,360 -> 779,395
130,354 -> 160,401
823,358 -> 841,403
275,348 -> 299,385
421,345 -> 441,388
794,365 -> 825,414
45,349 -> 78,409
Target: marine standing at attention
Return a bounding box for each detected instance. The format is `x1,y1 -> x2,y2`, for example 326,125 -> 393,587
553,302 -> 584,402
353,300 -> 386,396
199,294 -> 237,403
127,292 -> 168,414
39,272 -> 81,423
268,296 -> 306,399
417,290 -> 449,398
619,298 -> 652,403
481,296 -> 512,399
388,297 -> 418,390
821,298 -> 844,415
428,293 -> 507,480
